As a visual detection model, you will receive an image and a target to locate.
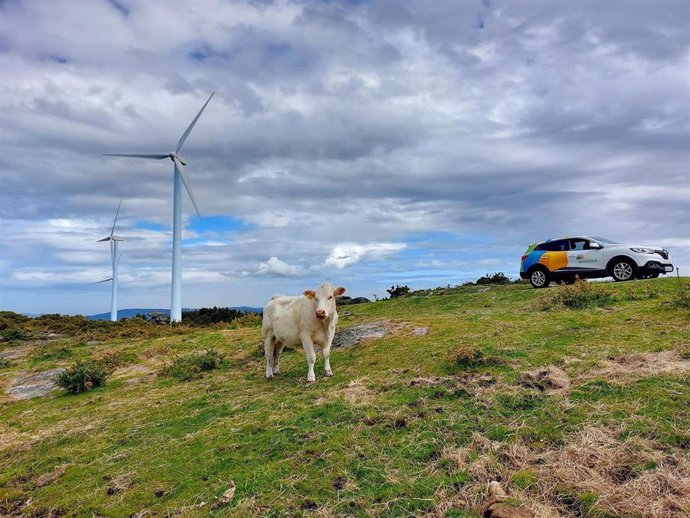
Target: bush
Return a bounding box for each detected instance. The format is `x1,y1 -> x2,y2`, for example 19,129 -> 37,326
538,280 -> 615,310
56,360 -> 109,394
0,358 -> 12,369
475,272 -> 511,285
182,307 -> 255,326
227,313 -> 262,329
1,327 -> 28,342
386,285 -> 410,299
160,349 -> 225,381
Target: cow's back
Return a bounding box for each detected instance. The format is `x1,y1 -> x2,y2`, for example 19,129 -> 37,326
262,295 -> 306,346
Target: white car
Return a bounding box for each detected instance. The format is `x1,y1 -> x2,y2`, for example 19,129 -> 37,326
520,236 -> 674,288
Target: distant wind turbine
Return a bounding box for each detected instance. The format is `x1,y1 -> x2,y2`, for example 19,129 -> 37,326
95,200 -> 124,322
104,92 -> 215,323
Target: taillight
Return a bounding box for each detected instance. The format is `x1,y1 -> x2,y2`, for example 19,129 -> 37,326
521,255 -> 528,262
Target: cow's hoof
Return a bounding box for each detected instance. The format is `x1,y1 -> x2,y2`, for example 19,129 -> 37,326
265,372 -> 274,379
307,375 -> 316,383
272,369 -> 280,375
324,370 -> 333,377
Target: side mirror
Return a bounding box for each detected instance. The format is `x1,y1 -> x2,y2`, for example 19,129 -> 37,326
589,242 -> 602,249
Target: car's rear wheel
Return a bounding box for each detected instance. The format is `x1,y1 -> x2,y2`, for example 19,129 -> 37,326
529,267 -> 550,288
611,258 -> 637,282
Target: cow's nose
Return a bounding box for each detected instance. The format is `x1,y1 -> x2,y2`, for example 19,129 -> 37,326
316,309 -> 326,319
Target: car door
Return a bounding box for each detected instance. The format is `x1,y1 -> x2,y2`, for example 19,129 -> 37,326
539,239 -> 570,272
567,238 -> 605,272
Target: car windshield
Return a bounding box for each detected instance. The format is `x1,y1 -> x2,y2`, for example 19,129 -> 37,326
590,236 -> 618,244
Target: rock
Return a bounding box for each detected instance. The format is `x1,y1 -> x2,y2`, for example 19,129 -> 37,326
336,296 -> 371,305
412,327 -> 429,336
35,466 -> 67,487
145,312 -> 170,325
6,368 -> 66,400
332,322 -> 388,348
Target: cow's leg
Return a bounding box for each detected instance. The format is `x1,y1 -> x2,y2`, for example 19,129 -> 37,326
323,343 -> 333,377
301,336 -> 317,382
264,333 -> 275,379
272,341 -> 284,375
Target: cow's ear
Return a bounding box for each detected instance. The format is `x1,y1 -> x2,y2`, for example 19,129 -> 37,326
303,290 -> 316,299
333,286 -> 346,297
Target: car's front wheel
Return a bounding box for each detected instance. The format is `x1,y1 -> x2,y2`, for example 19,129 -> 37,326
610,258 -> 637,282
529,267 -> 550,288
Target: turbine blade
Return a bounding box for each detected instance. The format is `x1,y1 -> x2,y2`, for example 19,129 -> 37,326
176,91 -> 215,153
103,153 -> 169,159
97,237 -> 112,242
173,156 -> 201,217
110,200 -> 122,237
90,278 -> 113,285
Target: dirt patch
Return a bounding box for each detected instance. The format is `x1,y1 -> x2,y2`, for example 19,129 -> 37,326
409,373 -> 498,398
429,426 -> 690,518
584,351 -> 690,384
6,368 -> 66,400
519,366 -> 570,394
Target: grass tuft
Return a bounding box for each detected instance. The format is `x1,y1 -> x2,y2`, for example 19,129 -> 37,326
538,280 -> 615,310
159,348 -> 225,381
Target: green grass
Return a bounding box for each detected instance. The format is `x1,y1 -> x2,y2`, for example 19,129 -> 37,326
0,278 -> 689,517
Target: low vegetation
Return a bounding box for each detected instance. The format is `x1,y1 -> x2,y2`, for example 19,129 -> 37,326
538,279 -> 616,310
159,348 -> 225,381
56,360 -> 110,394
0,277 -> 688,517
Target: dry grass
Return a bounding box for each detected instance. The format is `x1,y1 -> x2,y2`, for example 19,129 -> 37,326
519,366 -> 571,394
582,351 -> 690,385
432,426 -> 690,517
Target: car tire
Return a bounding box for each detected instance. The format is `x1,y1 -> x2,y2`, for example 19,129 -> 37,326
610,258 -> 637,282
529,267 -> 550,288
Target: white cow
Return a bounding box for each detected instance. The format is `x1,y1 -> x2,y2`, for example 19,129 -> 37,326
262,283 -> 346,382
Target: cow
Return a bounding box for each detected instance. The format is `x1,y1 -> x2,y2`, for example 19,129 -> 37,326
262,283 -> 346,382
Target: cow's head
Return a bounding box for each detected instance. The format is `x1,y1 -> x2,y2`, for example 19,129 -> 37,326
304,283 -> 346,320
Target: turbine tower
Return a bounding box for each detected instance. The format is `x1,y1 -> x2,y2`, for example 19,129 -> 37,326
95,201 -> 124,322
104,92 -> 214,323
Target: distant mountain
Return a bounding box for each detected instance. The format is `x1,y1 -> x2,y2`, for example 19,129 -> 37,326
86,307 -> 262,321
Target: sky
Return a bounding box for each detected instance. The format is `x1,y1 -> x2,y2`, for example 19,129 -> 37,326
0,0 -> 688,315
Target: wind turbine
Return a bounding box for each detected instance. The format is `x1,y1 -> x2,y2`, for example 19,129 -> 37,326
104,92 -> 214,323
95,200 -> 124,322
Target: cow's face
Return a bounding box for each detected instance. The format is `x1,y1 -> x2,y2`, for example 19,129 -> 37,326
304,283 -> 346,320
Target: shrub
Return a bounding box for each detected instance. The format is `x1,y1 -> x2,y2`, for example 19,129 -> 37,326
1,327 -> 28,342
160,349 -> 225,381
0,358 -> 12,369
538,280 -> 615,310
227,313 -> 262,329
386,285 -> 410,298
182,307 -> 255,326
56,360 -> 109,394
475,272 -> 510,285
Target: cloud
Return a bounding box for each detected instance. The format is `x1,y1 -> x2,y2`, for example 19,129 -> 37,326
325,242 -> 406,269
0,0 -> 688,314
256,256 -> 302,277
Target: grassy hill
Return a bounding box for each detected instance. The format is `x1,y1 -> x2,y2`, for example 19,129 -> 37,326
1,278 -> 689,517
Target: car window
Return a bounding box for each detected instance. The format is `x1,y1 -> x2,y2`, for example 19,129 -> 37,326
539,239 -> 570,251
570,239 -> 589,250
